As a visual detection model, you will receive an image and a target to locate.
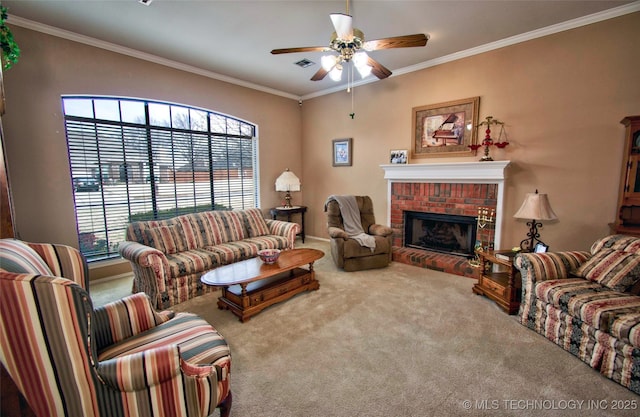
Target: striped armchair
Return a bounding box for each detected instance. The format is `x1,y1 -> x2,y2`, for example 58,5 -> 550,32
0,239 -> 232,417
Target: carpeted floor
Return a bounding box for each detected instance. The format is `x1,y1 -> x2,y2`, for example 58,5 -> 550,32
91,239 -> 640,417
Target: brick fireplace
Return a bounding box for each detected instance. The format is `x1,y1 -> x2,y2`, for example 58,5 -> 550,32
381,161 -> 510,278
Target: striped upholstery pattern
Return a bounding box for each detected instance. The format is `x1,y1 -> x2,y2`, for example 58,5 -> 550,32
266,218 -> 300,249
515,240 -> 640,394
121,209 -> 300,309
0,238 -> 53,275
574,249 -> 640,292
93,292 -> 175,349
514,251 -> 590,325
0,239 -> 88,287
532,300 -> 640,392
535,278 -> 640,346
0,239 -> 232,417
145,224 -> 188,254
243,208 -> 271,237
591,234 -> 640,254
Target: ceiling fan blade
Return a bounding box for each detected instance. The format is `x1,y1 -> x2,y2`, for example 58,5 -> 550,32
311,67 -> 330,81
367,57 -> 392,80
363,34 -> 429,51
330,13 -> 353,40
271,46 -> 330,55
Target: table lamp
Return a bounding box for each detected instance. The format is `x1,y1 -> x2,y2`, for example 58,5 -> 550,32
275,168 -> 301,208
513,190 -> 558,252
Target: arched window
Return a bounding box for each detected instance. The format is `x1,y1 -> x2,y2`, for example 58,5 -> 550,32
62,96 -> 258,262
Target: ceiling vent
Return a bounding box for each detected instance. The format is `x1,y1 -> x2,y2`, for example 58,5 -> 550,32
294,59 -> 315,68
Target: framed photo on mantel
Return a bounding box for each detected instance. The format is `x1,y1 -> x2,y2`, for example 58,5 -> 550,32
411,96 -> 480,159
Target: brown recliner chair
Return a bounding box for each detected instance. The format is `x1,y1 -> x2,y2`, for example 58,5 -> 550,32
325,195 -> 393,271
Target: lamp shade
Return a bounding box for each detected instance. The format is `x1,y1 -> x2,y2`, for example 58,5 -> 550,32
513,191 -> 558,221
275,169 -> 301,192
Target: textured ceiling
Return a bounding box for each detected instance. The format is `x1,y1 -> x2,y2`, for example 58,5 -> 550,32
4,0 -> 638,99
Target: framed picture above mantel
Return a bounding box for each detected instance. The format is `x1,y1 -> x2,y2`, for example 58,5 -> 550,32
411,96 -> 480,159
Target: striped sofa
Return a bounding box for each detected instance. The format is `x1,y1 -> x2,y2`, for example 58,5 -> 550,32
0,238 -> 232,417
119,208 -> 301,310
514,234 -> 640,394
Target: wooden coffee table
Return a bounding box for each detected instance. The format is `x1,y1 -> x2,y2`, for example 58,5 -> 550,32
201,248 -> 324,322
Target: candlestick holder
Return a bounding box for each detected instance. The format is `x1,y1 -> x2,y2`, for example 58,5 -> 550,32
468,206 -> 496,268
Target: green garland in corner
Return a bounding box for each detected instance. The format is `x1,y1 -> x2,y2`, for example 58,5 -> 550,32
0,4 -> 20,69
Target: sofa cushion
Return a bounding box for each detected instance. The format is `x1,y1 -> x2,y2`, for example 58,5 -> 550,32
165,249 -> 221,278
343,235 -> 391,259
590,234 -> 640,255
173,215 -> 201,250
242,208 -> 270,237
98,312 -> 231,368
535,278 -> 640,347
574,248 -> 640,292
205,241 -> 262,265
144,224 -> 187,255
0,239 -> 53,275
197,211 -> 246,246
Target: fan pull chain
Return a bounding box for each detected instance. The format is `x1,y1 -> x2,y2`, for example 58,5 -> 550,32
349,64 -> 355,119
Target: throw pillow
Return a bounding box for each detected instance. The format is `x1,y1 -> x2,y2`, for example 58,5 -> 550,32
590,234 -> 640,255
243,208 -> 270,237
174,215 -> 201,250
144,224 -> 186,255
574,248 -> 640,292
213,211 -> 246,243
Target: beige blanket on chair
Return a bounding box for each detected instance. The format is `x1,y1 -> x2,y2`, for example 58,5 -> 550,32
326,195 -> 376,251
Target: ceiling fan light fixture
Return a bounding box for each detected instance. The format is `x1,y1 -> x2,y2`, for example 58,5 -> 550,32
353,51 -> 371,78
330,13 -> 354,40
356,62 -> 372,78
353,51 -> 368,66
321,55 -> 338,71
270,0 -> 428,83
329,65 -> 343,82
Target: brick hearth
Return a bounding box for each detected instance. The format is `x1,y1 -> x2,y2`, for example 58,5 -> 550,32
381,162 -> 510,278
390,182 -> 497,278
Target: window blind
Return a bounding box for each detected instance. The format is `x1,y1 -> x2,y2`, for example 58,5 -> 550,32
63,97 -> 257,262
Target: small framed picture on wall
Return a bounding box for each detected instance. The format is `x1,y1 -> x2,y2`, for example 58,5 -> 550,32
390,149 -> 408,164
332,138 -> 352,167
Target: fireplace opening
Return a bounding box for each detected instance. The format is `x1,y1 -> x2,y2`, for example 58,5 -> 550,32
403,211 -> 477,257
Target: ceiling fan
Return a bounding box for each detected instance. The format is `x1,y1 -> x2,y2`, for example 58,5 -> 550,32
270,2 -> 428,82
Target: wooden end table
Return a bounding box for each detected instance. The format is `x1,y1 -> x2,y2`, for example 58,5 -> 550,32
270,206 -> 307,243
201,248 -> 323,322
472,249 -> 521,314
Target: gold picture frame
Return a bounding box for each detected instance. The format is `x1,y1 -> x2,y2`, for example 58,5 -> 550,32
411,97 -> 480,158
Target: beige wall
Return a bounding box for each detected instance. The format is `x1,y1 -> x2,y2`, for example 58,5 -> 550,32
302,12 -> 640,252
2,26 -> 301,278
2,13 -> 639,279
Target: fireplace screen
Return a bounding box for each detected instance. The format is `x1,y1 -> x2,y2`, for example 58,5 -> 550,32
404,211 -> 477,257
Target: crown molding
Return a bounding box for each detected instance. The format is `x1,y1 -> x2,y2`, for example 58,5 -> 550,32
7,15 -> 300,101
391,1 -> 640,81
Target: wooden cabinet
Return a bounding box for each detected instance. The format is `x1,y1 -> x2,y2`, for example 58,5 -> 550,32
472,250 -> 521,314
613,116 -> 640,236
